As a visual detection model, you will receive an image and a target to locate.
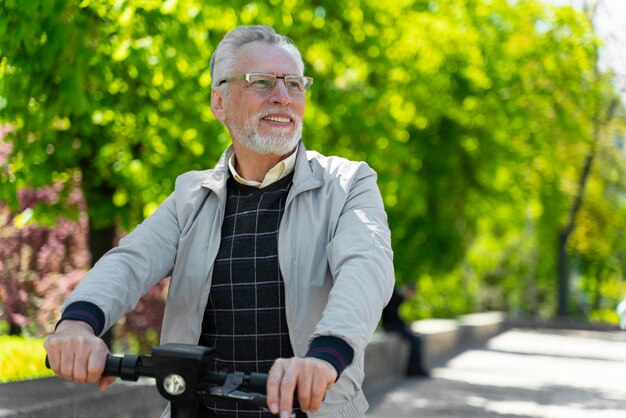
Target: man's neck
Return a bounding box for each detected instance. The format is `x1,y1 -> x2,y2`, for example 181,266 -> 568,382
231,143 -> 296,183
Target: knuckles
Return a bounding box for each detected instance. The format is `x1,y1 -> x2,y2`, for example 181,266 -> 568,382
280,375 -> 296,389
269,356 -> 334,413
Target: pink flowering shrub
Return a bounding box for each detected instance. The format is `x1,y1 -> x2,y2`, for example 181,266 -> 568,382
1,128 -> 89,335
0,174 -> 90,334
1,134 -> 166,349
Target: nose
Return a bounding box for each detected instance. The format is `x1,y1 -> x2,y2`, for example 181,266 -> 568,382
269,79 -> 292,106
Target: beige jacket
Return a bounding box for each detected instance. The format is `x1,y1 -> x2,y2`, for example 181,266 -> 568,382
64,142 -> 395,417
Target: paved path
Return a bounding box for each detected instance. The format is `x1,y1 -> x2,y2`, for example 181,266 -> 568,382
366,328 -> 626,417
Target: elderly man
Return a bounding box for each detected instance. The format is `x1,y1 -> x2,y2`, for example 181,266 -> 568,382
45,25 -> 394,418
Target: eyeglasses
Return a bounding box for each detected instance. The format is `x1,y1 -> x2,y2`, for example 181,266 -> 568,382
218,73 -> 314,93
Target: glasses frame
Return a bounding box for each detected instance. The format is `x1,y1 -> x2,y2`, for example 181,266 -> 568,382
218,72 -> 314,93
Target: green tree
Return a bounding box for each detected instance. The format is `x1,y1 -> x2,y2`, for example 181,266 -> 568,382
1,0 -> 625,329
0,0 -> 226,260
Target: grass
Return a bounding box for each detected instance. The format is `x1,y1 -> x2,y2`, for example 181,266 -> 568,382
0,335 -> 55,383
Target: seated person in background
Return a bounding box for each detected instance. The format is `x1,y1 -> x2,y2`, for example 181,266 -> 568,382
381,284 -> 430,377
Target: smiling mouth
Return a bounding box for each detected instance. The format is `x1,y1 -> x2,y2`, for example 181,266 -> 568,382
263,116 -> 291,123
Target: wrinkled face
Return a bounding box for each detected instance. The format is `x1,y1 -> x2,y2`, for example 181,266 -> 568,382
211,41 -> 306,156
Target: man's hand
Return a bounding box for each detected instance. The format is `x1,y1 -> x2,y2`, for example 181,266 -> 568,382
267,357 -> 337,417
43,320 -> 114,391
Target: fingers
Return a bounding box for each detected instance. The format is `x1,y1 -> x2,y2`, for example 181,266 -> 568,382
267,357 -> 337,416
309,366 -> 332,412
86,343 -> 109,382
296,364 -> 313,412
72,346 -> 89,383
300,359 -> 336,413
267,358 -> 298,417
267,361 -> 285,415
279,362 -> 298,416
47,336 -> 108,383
44,321 -> 111,387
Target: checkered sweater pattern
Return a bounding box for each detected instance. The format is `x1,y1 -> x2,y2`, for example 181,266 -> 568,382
197,174 -> 305,418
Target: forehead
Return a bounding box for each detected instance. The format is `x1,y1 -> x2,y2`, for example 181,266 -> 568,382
232,41 -> 301,75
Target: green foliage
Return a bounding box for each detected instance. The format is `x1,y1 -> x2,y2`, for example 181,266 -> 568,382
0,0 -> 226,230
588,309 -> 620,326
0,333 -> 54,382
1,0 -> 625,325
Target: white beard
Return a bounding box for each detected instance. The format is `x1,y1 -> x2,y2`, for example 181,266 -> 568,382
228,109 -> 303,155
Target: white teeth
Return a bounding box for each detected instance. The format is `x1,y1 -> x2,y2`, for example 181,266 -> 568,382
265,116 -> 290,123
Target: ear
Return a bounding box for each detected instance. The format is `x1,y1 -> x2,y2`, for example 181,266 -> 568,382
210,88 -> 227,123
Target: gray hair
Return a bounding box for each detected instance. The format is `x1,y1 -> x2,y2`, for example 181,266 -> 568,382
209,25 -> 304,88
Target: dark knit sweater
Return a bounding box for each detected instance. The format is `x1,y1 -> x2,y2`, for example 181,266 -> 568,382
198,173 -> 301,417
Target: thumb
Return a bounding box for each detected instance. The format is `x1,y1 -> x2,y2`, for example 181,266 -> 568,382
98,376 -> 116,392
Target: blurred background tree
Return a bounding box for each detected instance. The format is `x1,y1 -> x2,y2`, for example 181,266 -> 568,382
1,0 -> 625,350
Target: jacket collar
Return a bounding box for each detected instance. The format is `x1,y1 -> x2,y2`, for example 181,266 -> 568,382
199,145 -> 233,198
291,141 -> 323,198
199,140 -> 323,196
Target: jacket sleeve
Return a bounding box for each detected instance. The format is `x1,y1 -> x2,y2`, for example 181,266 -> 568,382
315,163 -> 395,353
61,193 -> 181,335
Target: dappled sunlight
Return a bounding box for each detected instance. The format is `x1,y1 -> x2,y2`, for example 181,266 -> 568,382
437,329 -> 626,393
369,329 -> 626,417
464,397 -> 626,418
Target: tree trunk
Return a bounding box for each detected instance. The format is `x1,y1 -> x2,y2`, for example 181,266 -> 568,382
555,94 -> 618,318
87,221 -> 116,348
557,231 -> 569,317
8,322 -> 22,336
557,154 -> 594,318
592,265 -> 604,311
88,223 -> 116,267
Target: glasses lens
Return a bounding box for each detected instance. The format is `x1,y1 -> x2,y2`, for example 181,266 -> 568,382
297,77 -> 313,92
284,76 -> 306,93
245,74 -> 311,93
247,74 -> 277,91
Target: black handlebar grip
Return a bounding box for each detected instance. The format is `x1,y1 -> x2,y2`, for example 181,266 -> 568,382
248,372 -> 267,393
102,355 -> 123,377
108,354 -> 142,381
46,353 -> 144,382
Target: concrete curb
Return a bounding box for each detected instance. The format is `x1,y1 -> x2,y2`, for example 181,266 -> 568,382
0,377 -> 165,418
364,311 -> 506,395
411,311 -> 506,368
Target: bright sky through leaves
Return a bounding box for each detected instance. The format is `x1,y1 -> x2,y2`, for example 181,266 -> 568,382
549,0 -> 626,102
